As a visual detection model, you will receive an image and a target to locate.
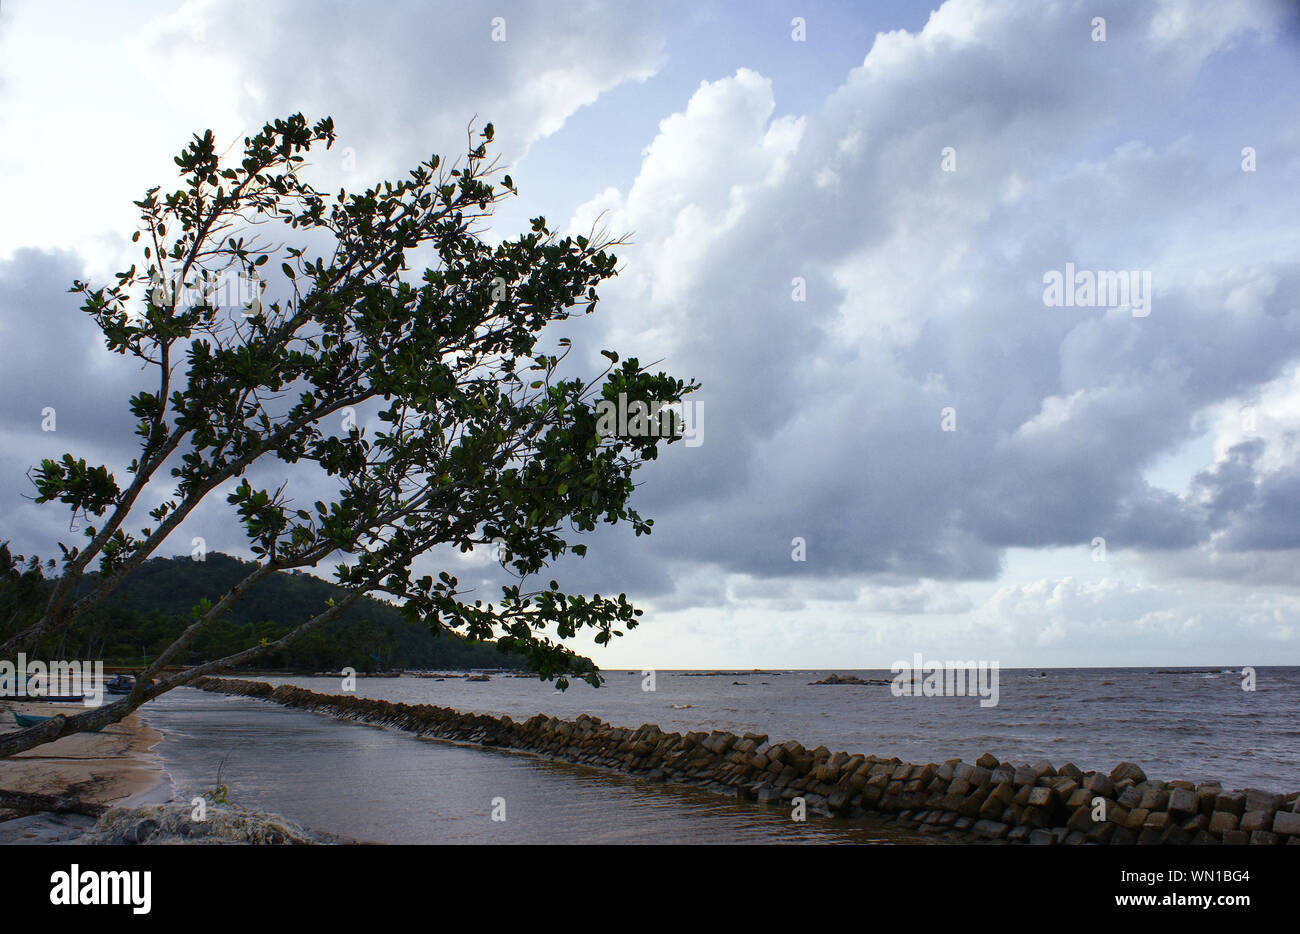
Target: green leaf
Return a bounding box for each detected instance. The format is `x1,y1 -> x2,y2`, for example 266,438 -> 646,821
34,109 -> 698,703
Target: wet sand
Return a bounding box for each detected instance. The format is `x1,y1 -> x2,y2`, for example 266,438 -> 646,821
0,704 -> 170,810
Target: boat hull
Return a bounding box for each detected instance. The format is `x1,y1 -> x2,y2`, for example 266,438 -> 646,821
11,710 -> 106,732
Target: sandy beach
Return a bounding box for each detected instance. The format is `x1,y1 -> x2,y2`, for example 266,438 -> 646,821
0,704 -> 170,842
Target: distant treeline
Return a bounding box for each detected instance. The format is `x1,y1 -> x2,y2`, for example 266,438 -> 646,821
0,546 -> 535,673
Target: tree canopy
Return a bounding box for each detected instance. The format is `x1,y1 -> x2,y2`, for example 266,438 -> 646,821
0,114 -> 695,756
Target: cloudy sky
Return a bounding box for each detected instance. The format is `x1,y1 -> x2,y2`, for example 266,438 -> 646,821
2,0 -> 1299,670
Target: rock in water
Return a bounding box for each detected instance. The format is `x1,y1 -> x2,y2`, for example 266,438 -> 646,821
808,673 -> 890,685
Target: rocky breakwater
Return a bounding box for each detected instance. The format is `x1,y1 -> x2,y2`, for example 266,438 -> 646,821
192,677 -> 1299,845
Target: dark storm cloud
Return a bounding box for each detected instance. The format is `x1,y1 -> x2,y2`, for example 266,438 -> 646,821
558,0 -> 1300,601
0,248 -> 156,556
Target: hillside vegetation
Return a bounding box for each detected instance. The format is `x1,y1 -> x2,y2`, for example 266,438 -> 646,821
1,549 -> 535,672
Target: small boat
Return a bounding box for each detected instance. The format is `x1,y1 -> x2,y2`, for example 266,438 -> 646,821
5,693 -> 90,703
12,710 -> 105,732
105,675 -> 136,695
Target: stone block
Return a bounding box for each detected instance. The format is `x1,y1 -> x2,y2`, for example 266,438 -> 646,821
1167,787 -> 1198,818
978,796 -> 1006,821
1058,763 -> 1084,781
1109,827 -> 1139,846
1215,791 -> 1246,816
972,819 -> 1008,839
1143,811 -> 1170,831
1124,808 -> 1150,830
1271,810 -> 1300,836
1245,789 -> 1283,814
1109,762 -> 1146,784
1066,788 -> 1092,809
1026,786 -> 1056,809
1104,803 -> 1130,827
1081,775 -> 1112,796
1239,811 -> 1272,833
1139,788 -> 1169,811
1068,806 -> 1097,832
1085,822 -> 1115,844
1117,785 -> 1144,809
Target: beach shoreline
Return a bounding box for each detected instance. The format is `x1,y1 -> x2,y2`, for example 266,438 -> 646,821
0,704 -> 172,842
0,702 -> 368,845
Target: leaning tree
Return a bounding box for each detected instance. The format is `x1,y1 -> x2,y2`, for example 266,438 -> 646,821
0,114 -> 695,756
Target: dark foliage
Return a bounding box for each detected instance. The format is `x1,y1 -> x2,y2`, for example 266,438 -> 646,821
1,545 -> 534,673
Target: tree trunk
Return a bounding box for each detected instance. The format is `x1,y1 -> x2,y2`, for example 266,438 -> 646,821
0,786 -> 107,819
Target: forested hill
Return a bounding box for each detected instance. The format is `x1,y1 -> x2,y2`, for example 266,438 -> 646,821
59,552 -> 534,672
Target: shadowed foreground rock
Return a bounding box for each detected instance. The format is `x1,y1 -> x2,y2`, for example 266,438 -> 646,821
79,802 -> 351,845
194,677 -> 1300,846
